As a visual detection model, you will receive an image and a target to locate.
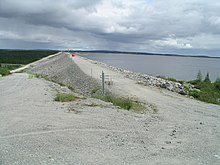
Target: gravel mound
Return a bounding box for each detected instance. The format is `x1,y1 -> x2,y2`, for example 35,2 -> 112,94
28,53 -> 101,96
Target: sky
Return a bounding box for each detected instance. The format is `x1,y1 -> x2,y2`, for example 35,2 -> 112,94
0,0 -> 220,56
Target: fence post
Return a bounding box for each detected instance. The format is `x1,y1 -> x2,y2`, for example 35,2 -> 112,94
102,71 -> 105,95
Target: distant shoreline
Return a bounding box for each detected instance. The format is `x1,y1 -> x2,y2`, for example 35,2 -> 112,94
1,49 -> 219,59
71,50 -> 220,59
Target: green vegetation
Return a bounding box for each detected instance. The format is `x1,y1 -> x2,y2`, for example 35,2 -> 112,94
54,93 -> 76,102
95,94 -> 144,112
91,87 -> 100,94
196,70 -> 202,81
214,77 -> 220,90
0,50 -> 58,64
188,71 -> 220,105
158,71 -> 220,105
157,75 -> 184,84
0,67 -> 10,76
0,64 -> 22,76
204,72 -> 211,83
35,74 -> 49,80
0,50 -> 57,76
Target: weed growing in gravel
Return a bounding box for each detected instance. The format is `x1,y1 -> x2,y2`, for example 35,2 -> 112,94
35,74 -> 49,80
91,87 -> 100,94
95,94 -> 144,112
66,85 -> 75,91
54,93 -> 76,102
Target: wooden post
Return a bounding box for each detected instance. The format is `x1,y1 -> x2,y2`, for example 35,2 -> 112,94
102,71 -> 105,95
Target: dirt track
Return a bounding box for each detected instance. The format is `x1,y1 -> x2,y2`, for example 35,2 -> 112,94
0,52 -> 220,165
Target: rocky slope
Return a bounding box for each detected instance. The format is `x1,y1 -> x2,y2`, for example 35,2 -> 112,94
28,53 -> 101,97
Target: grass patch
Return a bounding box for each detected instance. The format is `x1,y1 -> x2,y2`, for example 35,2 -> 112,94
188,80 -> 220,105
34,74 -> 50,80
54,93 -> 76,102
91,87 -> 100,94
0,67 -> 10,76
95,94 -> 144,112
0,64 -> 22,76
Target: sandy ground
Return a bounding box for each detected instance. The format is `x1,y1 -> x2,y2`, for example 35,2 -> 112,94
0,52 -> 220,164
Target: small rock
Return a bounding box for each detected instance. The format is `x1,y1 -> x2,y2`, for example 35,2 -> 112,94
140,140 -> 145,144
165,141 -> 171,144
178,89 -> 186,95
160,83 -> 167,88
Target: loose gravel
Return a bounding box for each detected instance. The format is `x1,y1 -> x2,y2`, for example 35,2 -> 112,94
28,53 -> 101,97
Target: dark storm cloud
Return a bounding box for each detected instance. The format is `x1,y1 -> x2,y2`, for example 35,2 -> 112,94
0,0 -> 220,56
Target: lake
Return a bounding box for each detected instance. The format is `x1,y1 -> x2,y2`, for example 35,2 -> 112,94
81,53 -> 220,81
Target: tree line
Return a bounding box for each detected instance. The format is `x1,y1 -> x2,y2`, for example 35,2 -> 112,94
0,50 -> 58,64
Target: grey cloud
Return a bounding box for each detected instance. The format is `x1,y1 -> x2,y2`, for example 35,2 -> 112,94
0,0 -> 220,56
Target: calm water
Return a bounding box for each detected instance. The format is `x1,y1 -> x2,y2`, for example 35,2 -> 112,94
82,53 -> 220,81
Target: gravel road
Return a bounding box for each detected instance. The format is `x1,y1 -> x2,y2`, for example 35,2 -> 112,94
0,52 -> 220,165
0,73 -> 152,165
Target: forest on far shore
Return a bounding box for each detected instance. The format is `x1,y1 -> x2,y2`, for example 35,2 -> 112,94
0,50 -> 58,64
